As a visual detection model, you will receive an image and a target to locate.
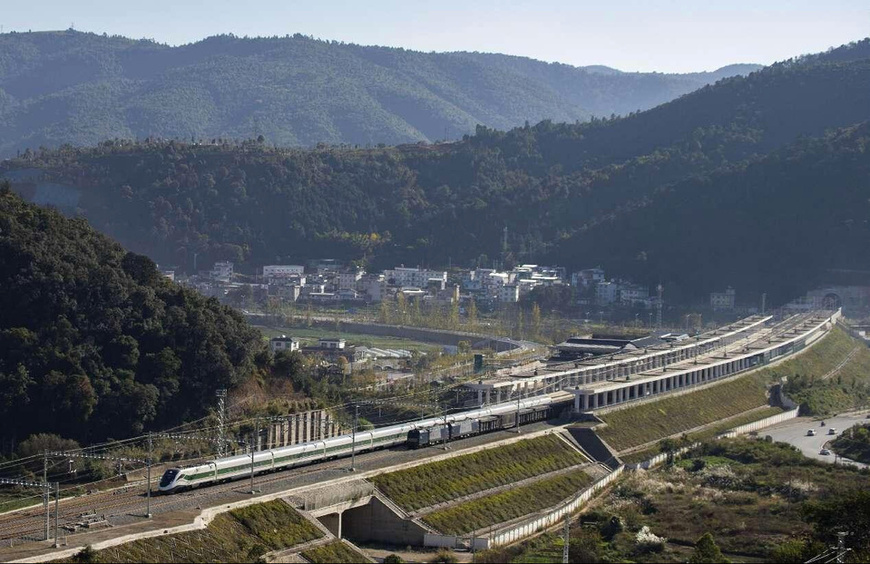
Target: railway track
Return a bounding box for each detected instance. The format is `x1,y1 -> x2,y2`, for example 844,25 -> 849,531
0,442 -> 405,542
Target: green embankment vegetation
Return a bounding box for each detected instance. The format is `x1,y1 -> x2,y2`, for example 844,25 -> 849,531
777,329 -> 870,415
371,435 -> 585,512
422,471 -> 592,535
300,541 -> 370,563
477,439 -> 870,563
601,328 -> 870,454
618,406 -> 785,465
830,424 -> 870,464
69,501 -> 322,563
598,375 -> 772,453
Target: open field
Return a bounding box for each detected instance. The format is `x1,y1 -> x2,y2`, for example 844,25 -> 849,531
257,325 -> 443,352
55,501 -> 322,563
300,540 -> 370,563
422,470 -> 592,535
370,435 -> 585,512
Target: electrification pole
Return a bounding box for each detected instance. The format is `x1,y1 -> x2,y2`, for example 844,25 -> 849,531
350,405 -> 358,472
53,482 -> 59,548
443,406 -> 450,450
43,450 -> 49,541
515,393 -> 521,434
216,389 -> 228,457
146,432 -> 152,518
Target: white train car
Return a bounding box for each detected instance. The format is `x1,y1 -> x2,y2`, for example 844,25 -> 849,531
158,393 -> 566,492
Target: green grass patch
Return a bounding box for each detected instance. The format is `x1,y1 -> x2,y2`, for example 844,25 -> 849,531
301,540 -> 370,563
618,406 -> 785,464
422,470 -> 592,535
62,500 -> 322,563
598,376 -> 772,452
370,435 -> 585,511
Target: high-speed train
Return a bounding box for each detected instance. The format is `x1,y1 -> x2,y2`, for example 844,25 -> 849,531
158,393 -> 571,492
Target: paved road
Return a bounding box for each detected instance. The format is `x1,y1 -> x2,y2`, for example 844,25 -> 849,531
763,412 -> 870,468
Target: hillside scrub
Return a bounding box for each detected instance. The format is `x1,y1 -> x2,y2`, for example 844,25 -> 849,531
371,434 -> 585,511
422,470 -> 592,535
478,438 -> 870,563
777,329 -> 870,415
830,424 -> 870,464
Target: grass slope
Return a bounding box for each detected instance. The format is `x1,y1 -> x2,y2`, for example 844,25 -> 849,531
370,434 -> 584,512
69,501 -> 322,563
598,375 -> 771,452
301,541 -> 370,563
777,328 -> 870,415
422,471 -> 592,535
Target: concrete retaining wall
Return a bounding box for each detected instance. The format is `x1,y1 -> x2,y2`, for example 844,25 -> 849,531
626,407 -> 802,471
718,408 -> 799,439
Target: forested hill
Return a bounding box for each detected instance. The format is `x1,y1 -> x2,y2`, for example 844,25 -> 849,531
548,122 -> 870,301
0,186 -> 266,444
0,30 -> 760,157
3,39 -> 869,305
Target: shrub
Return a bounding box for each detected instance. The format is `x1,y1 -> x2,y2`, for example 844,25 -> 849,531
689,533 -> 729,564
635,525 -> 667,553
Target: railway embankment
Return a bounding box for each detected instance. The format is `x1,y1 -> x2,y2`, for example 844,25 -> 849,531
597,327 -> 870,459
369,434 -> 587,513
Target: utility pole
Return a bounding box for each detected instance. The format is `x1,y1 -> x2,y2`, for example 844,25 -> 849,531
656,284 -> 664,330
145,432 -> 152,518
442,405 -> 450,450
53,482 -> 59,548
562,515 -> 570,564
249,419 -> 261,494
216,389 -> 227,457
515,393 -> 521,434
350,405 -> 358,472
43,450 -> 49,541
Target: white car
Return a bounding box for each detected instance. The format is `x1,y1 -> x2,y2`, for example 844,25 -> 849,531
807,429 -> 816,436
828,428 -> 837,435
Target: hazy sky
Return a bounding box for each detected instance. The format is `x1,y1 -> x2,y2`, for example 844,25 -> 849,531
2,0 -> 867,72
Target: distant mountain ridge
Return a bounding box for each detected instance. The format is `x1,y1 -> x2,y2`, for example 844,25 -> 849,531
0,30 -> 760,156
